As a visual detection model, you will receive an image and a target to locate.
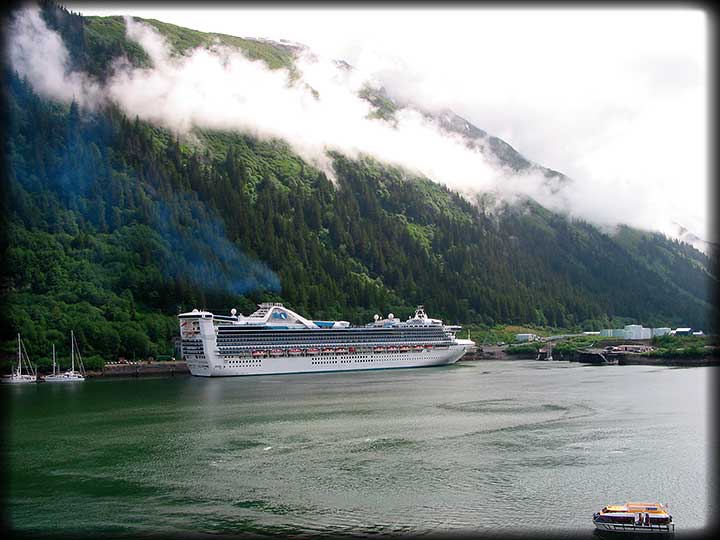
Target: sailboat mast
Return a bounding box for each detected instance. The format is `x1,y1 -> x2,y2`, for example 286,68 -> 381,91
52,343 -> 56,375
17,333 -> 21,374
71,330 -> 75,372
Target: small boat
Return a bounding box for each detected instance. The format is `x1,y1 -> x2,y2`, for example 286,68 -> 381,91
413,345 -> 424,351
42,343 -> 59,381
321,348 -> 334,354
373,346 -> 386,353
593,502 -> 674,534
399,346 -> 410,352
335,348 -> 348,354
1,334 -> 37,384
387,346 -> 398,353
269,349 -> 283,357
44,333 -> 86,382
288,348 -> 302,356
251,350 -> 267,358
306,348 -> 320,356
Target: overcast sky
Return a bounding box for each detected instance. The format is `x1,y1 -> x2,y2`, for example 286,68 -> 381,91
65,3 -> 710,241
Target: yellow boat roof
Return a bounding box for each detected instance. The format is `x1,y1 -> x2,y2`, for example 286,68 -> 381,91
625,502 -> 668,514
602,502 -> 668,515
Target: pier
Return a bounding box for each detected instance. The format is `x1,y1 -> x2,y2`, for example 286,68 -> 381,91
90,361 -> 190,378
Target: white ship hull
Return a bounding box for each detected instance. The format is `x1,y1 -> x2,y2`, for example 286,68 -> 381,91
187,344 -> 469,377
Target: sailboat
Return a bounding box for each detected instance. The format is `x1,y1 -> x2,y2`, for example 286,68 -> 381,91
44,330 -> 85,382
1,334 -> 38,384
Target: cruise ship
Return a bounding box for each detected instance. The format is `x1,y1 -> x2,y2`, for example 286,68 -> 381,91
179,304 -> 475,377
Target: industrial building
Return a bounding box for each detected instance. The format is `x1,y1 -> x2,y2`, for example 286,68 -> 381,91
599,325 -> 685,340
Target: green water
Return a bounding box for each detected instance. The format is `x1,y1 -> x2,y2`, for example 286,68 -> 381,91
3,360 -> 713,537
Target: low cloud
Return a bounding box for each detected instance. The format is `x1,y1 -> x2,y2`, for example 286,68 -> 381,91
6,5 -> 708,247
7,6 -> 103,108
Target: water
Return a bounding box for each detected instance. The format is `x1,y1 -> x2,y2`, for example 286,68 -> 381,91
3,360 -> 713,538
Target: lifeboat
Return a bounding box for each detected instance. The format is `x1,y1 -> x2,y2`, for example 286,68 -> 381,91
288,348 -> 302,356
322,348 -> 334,354
373,346 -> 386,353
307,348 -> 320,355
270,349 -> 283,357
399,346 -> 410,352
387,346 -> 398,353
251,350 -> 267,358
335,348 -> 348,354
592,502 -> 674,534
348,347 -> 356,353
413,345 -> 424,351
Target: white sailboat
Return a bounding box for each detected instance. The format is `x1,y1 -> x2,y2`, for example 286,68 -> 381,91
44,331 -> 85,382
1,333 -> 37,384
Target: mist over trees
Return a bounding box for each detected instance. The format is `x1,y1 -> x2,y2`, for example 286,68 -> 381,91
1,2 -> 715,366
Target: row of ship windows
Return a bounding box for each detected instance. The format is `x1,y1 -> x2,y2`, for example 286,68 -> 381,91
217,338 -> 447,345
218,345 -> 449,357
216,329 -> 445,335
307,355 -> 441,366
355,355 -> 436,362
221,354 -> 440,366
218,364 -> 258,369
217,352 -> 448,362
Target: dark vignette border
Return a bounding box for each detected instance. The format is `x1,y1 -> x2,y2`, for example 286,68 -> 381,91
0,1 -> 717,540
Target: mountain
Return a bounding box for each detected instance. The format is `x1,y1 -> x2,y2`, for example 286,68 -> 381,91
1,2 -> 716,365
360,84 -> 568,185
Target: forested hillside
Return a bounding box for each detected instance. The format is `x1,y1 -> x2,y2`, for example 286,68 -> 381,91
1,2 -> 715,367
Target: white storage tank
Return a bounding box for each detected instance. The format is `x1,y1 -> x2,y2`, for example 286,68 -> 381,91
624,325 -> 644,340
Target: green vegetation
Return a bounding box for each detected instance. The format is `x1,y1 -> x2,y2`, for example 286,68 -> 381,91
1,2 -> 716,373
645,334 -> 718,358
552,336 -> 611,355
140,19 -> 297,71
42,2 -> 297,79
358,85 -> 399,122
464,324 -> 550,346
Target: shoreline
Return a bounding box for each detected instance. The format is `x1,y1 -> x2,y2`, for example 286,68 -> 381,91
32,354 -> 718,380
461,350 -> 719,367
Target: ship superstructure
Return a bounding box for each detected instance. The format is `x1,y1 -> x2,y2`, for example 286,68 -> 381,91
179,304 -> 474,377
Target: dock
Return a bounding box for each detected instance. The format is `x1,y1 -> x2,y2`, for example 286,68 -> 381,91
89,361 -> 190,378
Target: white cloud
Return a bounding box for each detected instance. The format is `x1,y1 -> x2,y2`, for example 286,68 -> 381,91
7,5 -> 103,108
11,4 -> 710,245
